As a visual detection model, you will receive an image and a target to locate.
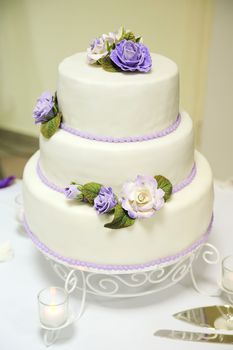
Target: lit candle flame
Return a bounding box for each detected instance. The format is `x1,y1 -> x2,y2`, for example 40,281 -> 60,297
50,287 -> 57,309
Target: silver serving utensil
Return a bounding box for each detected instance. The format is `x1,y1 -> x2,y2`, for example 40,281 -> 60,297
154,329 -> 233,344
173,305 -> 233,330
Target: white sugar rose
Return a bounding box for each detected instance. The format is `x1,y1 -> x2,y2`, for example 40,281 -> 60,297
87,37 -> 108,64
102,27 -> 125,44
102,32 -> 116,45
102,27 -> 143,44
120,175 -> 165,219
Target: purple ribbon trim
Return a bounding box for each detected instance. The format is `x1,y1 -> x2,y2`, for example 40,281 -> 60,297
23,215 -> 213,271
60,114 -> 181,143
37,161 -> 65,194
172,164 -> 196,194
36,161 -> 197,195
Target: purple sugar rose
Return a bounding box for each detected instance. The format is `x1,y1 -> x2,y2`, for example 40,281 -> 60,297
33,91 -> 54,124
94,186 -> 117,214
110,40 -> 152,72
64,185 -> 80,199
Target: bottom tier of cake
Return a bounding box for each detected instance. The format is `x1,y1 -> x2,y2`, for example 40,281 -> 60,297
23,151 -> 213,267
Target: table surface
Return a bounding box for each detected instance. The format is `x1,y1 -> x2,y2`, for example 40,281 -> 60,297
0,180 -> 233,350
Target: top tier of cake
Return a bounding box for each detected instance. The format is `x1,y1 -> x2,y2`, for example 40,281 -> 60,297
57,52 -> 179,137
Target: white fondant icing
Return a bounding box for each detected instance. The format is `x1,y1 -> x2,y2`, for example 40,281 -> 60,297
39,111 -> 194,192
23,151 -> 213,266
57,52 -> 179,137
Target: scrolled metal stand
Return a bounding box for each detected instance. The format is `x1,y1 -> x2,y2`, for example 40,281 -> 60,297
39,242 -> 223,346
48,252 -> 196,298
189,242 -> 222,297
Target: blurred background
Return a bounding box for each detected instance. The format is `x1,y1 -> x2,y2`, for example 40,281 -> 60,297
0,0 -> 232,181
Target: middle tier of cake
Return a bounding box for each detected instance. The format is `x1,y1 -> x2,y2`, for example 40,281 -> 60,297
39,111 -> 194,192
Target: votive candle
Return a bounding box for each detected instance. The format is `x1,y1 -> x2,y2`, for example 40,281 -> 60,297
222,256 -> 233,292
38,287 -> 69,328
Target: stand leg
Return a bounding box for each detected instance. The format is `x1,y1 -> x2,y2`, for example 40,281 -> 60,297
190,243 -> 222,297
64,269 -> 87,320
77,271 -> 87,320
43,329 -> 60,347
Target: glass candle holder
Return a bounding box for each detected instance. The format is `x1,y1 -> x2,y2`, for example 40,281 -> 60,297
222,255 -> 233,292
14,194 -> 24,223
38,287 -> 69,328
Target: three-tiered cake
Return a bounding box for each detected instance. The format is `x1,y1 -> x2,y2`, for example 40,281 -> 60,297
23,28 -> 213,270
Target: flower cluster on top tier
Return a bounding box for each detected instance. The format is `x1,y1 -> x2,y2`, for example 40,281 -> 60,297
87,27 -> 152,73
32,91 -> 62,139
64,174 -> 172,230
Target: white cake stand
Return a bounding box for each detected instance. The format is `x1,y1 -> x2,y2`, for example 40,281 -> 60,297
37,241 -> 220,346
21,215 -> 221,346
43,242 -> 220,298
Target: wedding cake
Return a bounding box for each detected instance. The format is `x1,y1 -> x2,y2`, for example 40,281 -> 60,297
23,28 -> 213,270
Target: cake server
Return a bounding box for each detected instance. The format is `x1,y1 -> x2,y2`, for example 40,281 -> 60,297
173,305 -> 233,330
154,329 -> 233,344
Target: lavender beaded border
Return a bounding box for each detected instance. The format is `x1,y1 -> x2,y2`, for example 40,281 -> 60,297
60,114 -> 181,143
23,215 -> 213,272
172,164 -> 196,194
36,160 -> 197,195
37,161 -> 64,194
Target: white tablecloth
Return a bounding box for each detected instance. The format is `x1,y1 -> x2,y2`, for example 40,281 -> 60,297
0,181 -> 233,350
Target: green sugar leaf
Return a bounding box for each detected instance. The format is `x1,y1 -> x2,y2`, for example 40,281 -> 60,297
135,36 -> 142,43
76,193 -> 84,202
154,175 -> 173,202
100,56 -> 120,72
104,204 -> 135,229
40,113 -> 61,139
123,31 -> 136,41
53,91 -> 59,113
81,182 -> 102,205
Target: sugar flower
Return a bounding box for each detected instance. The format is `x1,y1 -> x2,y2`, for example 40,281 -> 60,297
94,186 -> 117,214
120,175 -> 165,219
87,38 -> 108,64
33,91 -> 54,124
110,40 -> 152,73
64,185 -> 81,199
